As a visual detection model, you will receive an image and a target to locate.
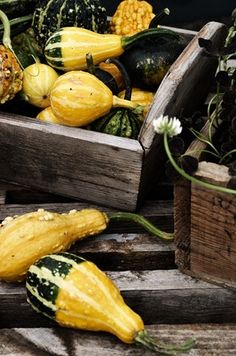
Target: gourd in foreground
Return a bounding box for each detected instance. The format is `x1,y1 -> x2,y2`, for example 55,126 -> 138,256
0,208 -> 172,282
26,252 -> 194,355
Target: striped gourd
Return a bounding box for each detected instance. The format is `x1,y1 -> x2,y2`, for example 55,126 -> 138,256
26,252 -> 194,354
44,27 -> 181,72
32,0 -> 108,46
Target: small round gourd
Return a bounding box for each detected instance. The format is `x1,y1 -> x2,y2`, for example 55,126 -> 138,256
23,63 -> 59,108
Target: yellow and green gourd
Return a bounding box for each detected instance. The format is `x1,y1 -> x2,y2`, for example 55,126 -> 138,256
26,252 -> 194,354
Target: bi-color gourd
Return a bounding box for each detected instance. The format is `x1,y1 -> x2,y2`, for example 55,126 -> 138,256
26,252 -> 194,354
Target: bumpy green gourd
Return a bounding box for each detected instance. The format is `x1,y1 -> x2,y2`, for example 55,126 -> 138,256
32,0 -> 108,45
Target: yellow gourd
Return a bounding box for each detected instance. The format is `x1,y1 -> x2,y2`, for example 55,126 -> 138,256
118,87 -> 155,118
110,0 -> 155,36
0,207 -> 172,282
36,106 -> 62,124
0,208 -> 108,282
26,252 -> 194,354
22,63 -> 59,108
50,71 -> 137,127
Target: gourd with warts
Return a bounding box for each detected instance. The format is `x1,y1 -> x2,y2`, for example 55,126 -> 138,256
0,208 -> 172,282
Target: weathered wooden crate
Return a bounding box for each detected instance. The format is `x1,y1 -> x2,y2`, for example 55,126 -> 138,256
174,108 -> 236,290
0,182 -> 236,355
0,22 -> 226,211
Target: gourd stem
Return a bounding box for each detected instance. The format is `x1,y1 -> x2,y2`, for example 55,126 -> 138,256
135,330 -> 194,355
0,9 -> 12,50
106,58 -> 132,100
149,8 -> 170,28
86,53 -> 96,75
122,28 -> 181,50
109,212 -> 173,241
0,14 -> 33,34
112,96 -> 137,109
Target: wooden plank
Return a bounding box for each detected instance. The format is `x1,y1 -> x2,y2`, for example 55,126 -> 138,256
190,184 -> 236,289
0,113 -> 143,211
1,270 -> 236,327
140,21 -> 227,150
1,324 -> 236,355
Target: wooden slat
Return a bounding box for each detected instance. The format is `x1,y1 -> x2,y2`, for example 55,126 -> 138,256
0,114 -> 143,211
140,21 -> 227,150
1,324 -> 236,355
1,269 -> 236,327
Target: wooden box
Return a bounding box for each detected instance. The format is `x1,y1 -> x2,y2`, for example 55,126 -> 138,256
0,22 -> 226,210
174,125 -> 236,290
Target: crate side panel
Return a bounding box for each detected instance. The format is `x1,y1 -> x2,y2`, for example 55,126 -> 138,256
0,115 -> 143,210
139,21 -> 227,150
190,185 -> 236,289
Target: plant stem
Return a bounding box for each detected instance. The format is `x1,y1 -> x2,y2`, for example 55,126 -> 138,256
164,133 -> 236,196
0,9 -> 12,50
135,329 -> 194,355
109,212 -> 173,241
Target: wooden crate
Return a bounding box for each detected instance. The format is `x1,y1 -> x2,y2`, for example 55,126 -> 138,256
0,22 -> 226,211
0,183 -> 236,355
175,162 -> 236,290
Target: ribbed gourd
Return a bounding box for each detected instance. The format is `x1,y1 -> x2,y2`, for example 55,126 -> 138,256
26,252 -> 194,354
89,58 -> 143,139
49,70 -> 138,127
32,0 -> 108,46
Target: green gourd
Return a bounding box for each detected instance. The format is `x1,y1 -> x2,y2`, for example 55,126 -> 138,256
32,0 -> 108,46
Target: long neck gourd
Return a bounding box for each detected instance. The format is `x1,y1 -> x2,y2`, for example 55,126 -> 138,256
44,27 -> 181,71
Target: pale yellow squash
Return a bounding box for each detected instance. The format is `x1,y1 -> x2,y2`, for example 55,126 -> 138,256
23,63 -> 59,108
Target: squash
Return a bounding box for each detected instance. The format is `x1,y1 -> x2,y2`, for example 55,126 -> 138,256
32,0 -> 108,46
0,10 -> 23,104
0,207 -> 172,282
44,27 -> 181,71
110,0 -> 155,36
118,87 -> 155,107
26,252 -> 194,354
89,58 -> 143,138
22,63 -> 59,108
0,208 -> 108,282
120,34 -> 186,90
98,61 -> 125,91
49,70 -> 138,127
36,106 -> 62,124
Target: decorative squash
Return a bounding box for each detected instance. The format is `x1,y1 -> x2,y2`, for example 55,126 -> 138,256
118,87 -> 155,107
0,208 -> 108,282
44,26 -> 181,71
110,0 -> 155,36
0,10 -> 23,104
32,0 -> 108,46
0,206 -> 172,282
26,252 -> 194,353
89,58 -> 143,139
36,106 -> 62,124
50,70 -> 137,127
98,60 -> 125,91
22,63 -> 59,108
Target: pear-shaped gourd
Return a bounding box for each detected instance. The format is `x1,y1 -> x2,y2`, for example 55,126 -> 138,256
50,71 -> 137,127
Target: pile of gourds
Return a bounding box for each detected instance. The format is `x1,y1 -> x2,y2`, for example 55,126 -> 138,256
0,0 -> 186,139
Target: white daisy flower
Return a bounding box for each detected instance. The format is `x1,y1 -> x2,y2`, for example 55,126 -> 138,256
153,115 -> 182,137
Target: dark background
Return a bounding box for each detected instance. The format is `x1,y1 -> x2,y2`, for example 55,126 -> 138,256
101,1 -> 235,30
